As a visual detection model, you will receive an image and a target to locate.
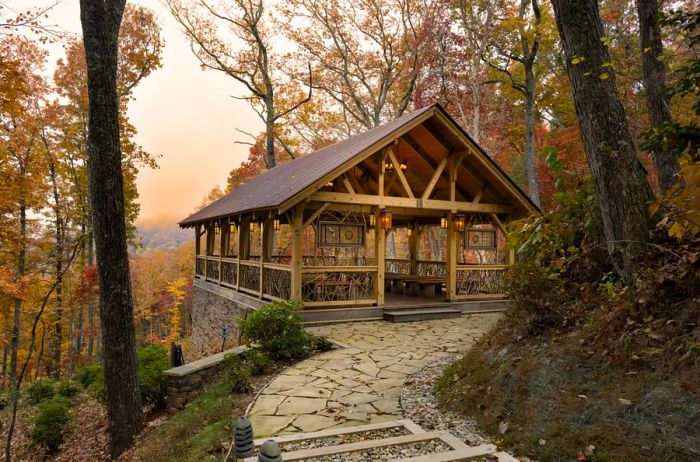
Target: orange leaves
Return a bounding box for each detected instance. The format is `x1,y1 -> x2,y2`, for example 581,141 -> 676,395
652,161 -> 700,241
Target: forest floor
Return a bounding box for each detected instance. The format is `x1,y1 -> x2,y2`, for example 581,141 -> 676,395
437,246 -> 700,461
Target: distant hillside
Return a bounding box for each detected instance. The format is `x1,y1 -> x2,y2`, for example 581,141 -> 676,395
135,220 -> 192,252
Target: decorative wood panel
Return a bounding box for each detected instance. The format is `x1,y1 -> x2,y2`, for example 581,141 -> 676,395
239,261 -> 261,293
195,256 -> 205,277
385,259 -> 411,275
416,261 -> 447,278
301,269 -> 376,302
206,258 -> 219,281
318,221 -> 366,248
456,266 -> 506,295
221,259 -> 238,287
263,266 -> 292,300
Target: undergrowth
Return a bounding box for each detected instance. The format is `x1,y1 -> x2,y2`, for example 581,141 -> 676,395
438,170 -> 700,461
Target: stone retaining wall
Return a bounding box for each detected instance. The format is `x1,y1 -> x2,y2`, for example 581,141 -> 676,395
191,283 -> 251,359
163,345 -> 248,412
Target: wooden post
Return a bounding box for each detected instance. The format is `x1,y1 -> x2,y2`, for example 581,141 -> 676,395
409,225 -> 422,275
218,219 -> 224,285
291,205 -> 304,300
195,224 -> 201,255
260,218 -> 270,298
239,216 -> 250,260
375,208 -> 386,305
238,216 -> 249,291
446,212 -> 457,301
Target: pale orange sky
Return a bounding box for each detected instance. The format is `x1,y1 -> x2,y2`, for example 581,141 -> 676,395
12,0 -> 263,225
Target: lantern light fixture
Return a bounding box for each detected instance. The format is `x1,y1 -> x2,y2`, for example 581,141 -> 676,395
229,222 -> 237,234
325,181 -> 334,187
440,217 -> 448,229
406,225 -> 413,238
214,223 -> 221,235
250,220 -> 256,232
273,217 -> 281,231
379,209 -> 392,229
453,213 -> 467,232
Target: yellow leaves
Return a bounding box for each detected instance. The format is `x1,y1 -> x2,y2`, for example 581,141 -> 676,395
598,72 -> 609,80
600,36 -> 610,46
654,161 -> 700,241
571,56 -> 585,65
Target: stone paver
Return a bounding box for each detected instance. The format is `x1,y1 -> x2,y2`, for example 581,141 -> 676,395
247,314 -> 500,437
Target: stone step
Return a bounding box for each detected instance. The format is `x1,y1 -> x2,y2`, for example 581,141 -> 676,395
384,308 -> 463,323
245,419 -> 519,461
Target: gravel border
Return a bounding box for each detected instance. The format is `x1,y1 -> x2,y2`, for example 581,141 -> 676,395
400,354 -> 489,447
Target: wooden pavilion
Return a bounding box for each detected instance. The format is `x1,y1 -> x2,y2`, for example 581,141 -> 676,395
180,103 -> 538,324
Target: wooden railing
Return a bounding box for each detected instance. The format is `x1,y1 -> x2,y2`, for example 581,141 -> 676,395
221,257 -> 238,287
194,255 -> 291,301
195,256 -> 206,278
262,263 -> 292,300
385,258 -> 411,275
455,264 -> 507,298
301,266 -> 377,307
416,260 -> 447,278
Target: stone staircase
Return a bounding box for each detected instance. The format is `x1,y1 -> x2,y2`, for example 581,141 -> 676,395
383,308 -> 463,322
243,419 -> 519,462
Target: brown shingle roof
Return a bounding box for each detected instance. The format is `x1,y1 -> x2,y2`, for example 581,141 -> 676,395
179,105 -> 435,226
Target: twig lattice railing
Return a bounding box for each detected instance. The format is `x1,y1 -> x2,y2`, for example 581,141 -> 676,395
416,260 -> 447,278
456,265 -> 507,297
385,259 -> 411,275
301,266 -> 377,306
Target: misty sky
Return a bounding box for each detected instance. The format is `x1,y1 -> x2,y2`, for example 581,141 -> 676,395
11,0 -> 263,225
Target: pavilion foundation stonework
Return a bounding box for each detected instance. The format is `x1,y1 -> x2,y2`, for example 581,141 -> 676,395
191,284 -> 249,359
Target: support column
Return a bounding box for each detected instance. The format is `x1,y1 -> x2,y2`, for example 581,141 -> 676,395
291,205 -> 304,300
446,212 -> 457,301
260,218 -> 271,298
375,209 -> 386,305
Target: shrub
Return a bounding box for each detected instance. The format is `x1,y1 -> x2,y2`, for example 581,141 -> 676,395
224,366 -> 252,393
137,344 -> 171,406
55,380 -> 80,400
238,348 -> 273,375
74,364 -> 102,389
311,335 -> 334,352
25,378 -> 56,405
29,396 -> 72,453
239,300 -> 310,360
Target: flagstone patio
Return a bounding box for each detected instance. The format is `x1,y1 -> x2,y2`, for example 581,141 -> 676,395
247,314 -> 501,437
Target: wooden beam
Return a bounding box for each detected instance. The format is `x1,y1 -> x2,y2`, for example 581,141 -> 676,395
346,170 -> 365,195
341,175 -> 355,194
422,156 -> 448,201
308,191 -> 514,214
387,147 -> 414,198
401,134 -> 472,201
473,182 -> 488,203
279,108 -> 436,213
290,205 -> 304,300
433,110 -> 538,214
304,203 -> 329,228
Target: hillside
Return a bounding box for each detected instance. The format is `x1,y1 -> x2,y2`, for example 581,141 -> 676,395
135,220 -> 192,252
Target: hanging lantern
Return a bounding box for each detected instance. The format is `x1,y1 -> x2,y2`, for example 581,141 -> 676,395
250,220 -> 256,232
453,213 -> 466,232
273,217 -> 281,231
440,217 -> 448,229
379,209 -> 392,229
214,223 -> 221,235
229,222 -> 237,234
369,213 -> 376,228
325,181 -> 334,187
399,160 -> 407,171
406,225 -> 413,238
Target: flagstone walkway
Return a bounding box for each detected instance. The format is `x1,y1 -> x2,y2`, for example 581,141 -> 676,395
247,313 -> 501,437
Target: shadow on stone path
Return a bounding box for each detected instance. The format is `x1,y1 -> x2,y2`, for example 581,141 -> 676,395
247,314 -> 501,437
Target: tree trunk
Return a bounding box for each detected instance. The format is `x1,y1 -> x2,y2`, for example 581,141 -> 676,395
79,0 -> 143,457
9,192 -> 26,389
47,158 -> 64,380
265,98 -> 276,168
550,0 -> 655,281
636,0 -> 680,193
524,64 -> 541,207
